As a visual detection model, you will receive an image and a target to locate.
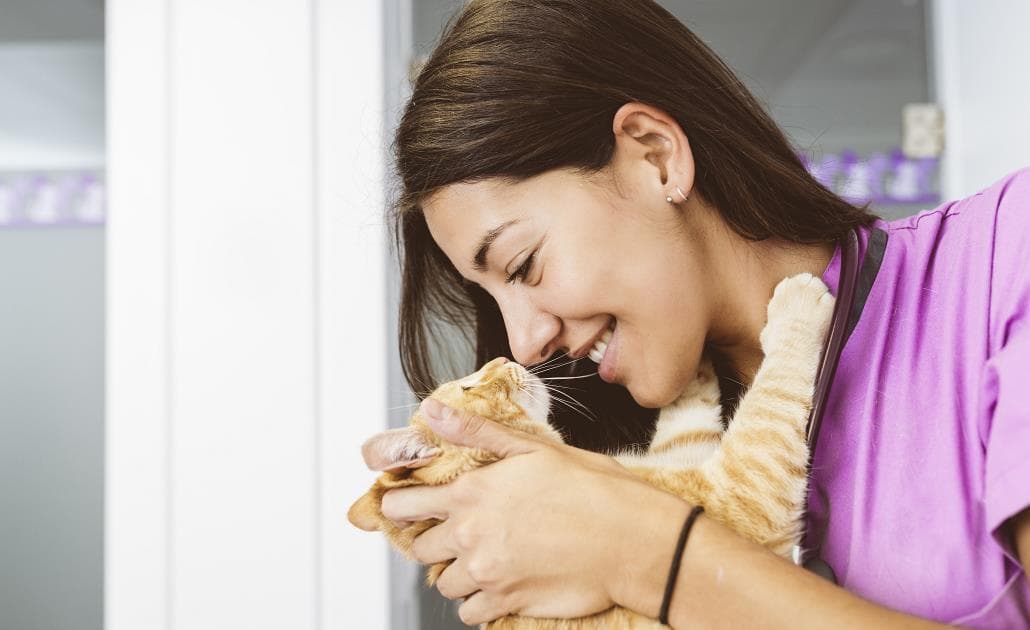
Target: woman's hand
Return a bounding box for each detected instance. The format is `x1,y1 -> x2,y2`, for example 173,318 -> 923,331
375,399 -> 690,626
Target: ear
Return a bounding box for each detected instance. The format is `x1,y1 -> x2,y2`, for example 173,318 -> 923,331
361,427 -> 441,473
611,102 -> 695,199
347,490 -> 382,532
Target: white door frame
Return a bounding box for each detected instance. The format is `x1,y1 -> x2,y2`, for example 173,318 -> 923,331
106,1 -> 390,627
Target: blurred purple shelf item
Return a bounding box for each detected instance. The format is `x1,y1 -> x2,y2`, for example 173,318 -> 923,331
799,148 -> 940,207
0,170 -> 105,229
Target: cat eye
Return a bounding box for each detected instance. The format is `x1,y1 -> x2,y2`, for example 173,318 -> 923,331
461,385 -> 473,392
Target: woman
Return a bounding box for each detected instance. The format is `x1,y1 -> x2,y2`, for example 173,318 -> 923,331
368,0 -> 1030,626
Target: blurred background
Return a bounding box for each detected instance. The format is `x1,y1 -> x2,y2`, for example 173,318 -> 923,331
0,1 -> 1027,629
0,2 -> 105,629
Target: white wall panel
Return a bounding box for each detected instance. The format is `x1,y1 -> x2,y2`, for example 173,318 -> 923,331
932,0 -> 1030,199
169,1 -> 317,628
107,0 -> 390,628
106,0 -> 171,627
315,1 -> 391,628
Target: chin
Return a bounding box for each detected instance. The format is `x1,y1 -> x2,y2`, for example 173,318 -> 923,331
626,383 -> 679,410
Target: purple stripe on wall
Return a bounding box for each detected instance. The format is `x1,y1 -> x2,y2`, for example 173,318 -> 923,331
0,170 -> 106,228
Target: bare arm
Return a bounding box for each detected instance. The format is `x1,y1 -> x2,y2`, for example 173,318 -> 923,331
380,401 -> 1024,627
611,498 -> 948,630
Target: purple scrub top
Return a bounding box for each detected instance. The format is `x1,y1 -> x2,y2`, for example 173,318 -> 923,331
807,166 -> 1030,626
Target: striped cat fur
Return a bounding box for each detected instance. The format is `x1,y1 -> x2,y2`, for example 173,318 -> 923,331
349,273 -> 835,629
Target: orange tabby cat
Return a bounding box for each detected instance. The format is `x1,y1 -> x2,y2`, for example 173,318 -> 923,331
348,273 -> 834,628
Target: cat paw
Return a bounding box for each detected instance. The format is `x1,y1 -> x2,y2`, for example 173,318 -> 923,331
760,273 -> 835,355
677,356 -> 721,406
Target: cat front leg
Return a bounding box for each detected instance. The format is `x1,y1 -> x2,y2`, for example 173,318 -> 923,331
698,273 -> 835,556
614,357 -> 724,471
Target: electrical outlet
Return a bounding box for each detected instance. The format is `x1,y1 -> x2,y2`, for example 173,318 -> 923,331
902,103 -> 944,158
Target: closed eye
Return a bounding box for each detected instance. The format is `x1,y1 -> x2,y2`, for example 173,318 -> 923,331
506,250 -> 536,284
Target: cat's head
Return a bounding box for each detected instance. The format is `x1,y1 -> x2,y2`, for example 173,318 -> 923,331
347,357 -> 562,535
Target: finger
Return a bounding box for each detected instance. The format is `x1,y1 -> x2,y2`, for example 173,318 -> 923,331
420,398 -> 543,458
410,519 -> 460,565
381,484 -> 452,523
457,590 -> 510,627
434,557 -> 480,601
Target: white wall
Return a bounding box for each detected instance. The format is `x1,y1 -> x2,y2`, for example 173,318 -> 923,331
106,1 -> 389,628
932,0 -> 1030,199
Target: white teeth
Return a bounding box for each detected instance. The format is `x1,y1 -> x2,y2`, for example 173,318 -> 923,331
587,325 -> 614,364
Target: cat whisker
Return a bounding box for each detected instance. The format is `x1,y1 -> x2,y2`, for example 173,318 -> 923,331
550,397 -> 596,424
538,383 -> 597,423
391,387 -> 436,400
542,382 -> 586,392
389,387 -> 434,397
526,352 -> 567,370
547,385 -> 594,411
534,361 -> 584,377
548,392 -> 597,424
527,353 -> 579,374
521,379 -> 587,423
517,385 -> 554,421
542,371 -> 599,381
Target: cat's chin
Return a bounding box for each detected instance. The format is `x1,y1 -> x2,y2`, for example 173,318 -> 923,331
512,366 -> 551,426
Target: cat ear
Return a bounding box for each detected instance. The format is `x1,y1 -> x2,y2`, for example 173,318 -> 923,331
347,491 -> 382,532
361,427 -> 441,472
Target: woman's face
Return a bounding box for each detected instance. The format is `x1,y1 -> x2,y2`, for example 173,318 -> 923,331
423,167 -> 716,409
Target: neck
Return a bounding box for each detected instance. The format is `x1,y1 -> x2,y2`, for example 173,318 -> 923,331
706,236 -> 835,387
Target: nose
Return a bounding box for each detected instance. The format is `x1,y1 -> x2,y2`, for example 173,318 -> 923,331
499,295 -> 561,366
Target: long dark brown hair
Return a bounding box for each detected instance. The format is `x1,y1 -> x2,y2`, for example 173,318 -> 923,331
390,0 -> 876,452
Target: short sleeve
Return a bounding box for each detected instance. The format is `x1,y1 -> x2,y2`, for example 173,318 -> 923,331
983,322 -> 1030,546
982,166 -> 1030,549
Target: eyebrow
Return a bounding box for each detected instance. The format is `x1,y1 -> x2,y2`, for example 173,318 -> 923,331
472,220 -> 519,272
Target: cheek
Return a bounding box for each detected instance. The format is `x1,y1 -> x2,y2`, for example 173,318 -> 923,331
535,258 -> 606,317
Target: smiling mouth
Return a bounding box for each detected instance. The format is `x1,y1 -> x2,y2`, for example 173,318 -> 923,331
584,319 -> 615,364
587,328 -> 612,363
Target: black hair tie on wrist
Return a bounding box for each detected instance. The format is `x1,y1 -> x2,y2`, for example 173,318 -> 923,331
658,505 -> 704,627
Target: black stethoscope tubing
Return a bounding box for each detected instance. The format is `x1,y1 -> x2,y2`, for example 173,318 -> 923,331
796,227 -> 863,584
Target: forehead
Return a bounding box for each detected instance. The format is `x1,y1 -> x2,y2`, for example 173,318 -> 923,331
423,178 -> 519,242
422,176 -> 540,274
